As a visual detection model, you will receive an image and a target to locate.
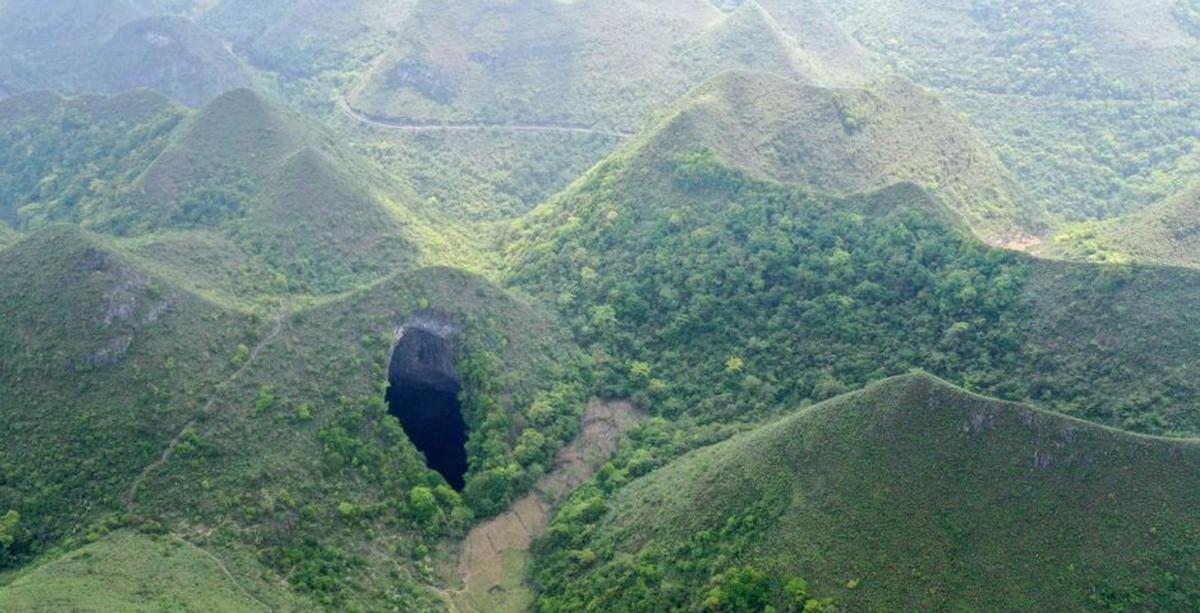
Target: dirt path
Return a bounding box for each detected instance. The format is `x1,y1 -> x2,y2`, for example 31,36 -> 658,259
337,96 -> 634,139
173,535 -> 272,612
125,313 -> 286,514
442,400 -> 641,613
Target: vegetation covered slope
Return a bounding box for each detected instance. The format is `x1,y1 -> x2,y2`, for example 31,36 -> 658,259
0,223 -> 16,248
0,530 -> 305,612
348,0 -> 869,132
1044,183 -> 1200,268
0,226 -> 250,568
112,262 -> 589,610
0,89 -> 185,230
532,374 -> 1200,611
0,87 -> 481,307
507,139 -> 1200,436
821,0 -> 1200,221
0,223 -> 589,608
639,70 -> 1045,241
0,0 -> 250,107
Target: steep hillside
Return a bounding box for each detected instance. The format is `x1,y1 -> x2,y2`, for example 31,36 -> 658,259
0,223 -> 588,608
0,226 -> 250,567
113,264 -> 587,610
822,0 -> 1200,220
639,71 -> 1045,241
753,0 -> 878,85
348,0 -> 869,132
0,530 -> 306,611
0,89 -> 185,229
0,87 -> 479,306
507,142 -> 1200,436
533,374 -> 1200,611
344,125 -> 624,222
0,0 -> 249,106
1044,183 -> 1200,269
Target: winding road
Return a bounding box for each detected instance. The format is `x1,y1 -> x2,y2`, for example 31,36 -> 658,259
336,96 -> 634,139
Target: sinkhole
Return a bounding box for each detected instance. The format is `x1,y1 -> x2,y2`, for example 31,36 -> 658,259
386,318 -> 468,490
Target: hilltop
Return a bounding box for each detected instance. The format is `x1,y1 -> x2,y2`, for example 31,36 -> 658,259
0,530 -> 306,611
533,373 -> 1200,610
0,222 -> 589,608
0,87 -> 482,307
348,0 -> 873,133
636,71 -> 1045,241
0,1 -> 249,107
820,0 -> 1200,220
0,226 -> 251,563
6,4 -> 1200,612
507,133 -> 1200,436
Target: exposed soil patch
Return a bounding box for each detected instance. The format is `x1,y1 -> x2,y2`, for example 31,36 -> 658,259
443,400 -> 641,613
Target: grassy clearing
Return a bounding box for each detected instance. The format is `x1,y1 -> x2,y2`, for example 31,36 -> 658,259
0,530 -> 295,611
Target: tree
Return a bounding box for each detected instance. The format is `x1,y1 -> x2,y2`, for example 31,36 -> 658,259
408,486 -> 438,526
704,567 -> 771,611
0,510 -> 19,548
725,356 -> 745,374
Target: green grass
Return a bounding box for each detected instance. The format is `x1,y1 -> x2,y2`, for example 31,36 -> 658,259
1042,183 -> 1200,269
0,530 -> 300,611
344,125 -> 624,222
509,140 -> 1200,437
633,70 -> 1046,241
0,223 -> 589,608
533,373 -> 1200,611
0,86 -> 498,309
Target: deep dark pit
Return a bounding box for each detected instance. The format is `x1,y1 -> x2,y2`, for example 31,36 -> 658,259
386,323 -> 468,491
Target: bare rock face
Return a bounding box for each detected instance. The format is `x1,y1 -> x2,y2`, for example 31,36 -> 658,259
388,310 -> 461,394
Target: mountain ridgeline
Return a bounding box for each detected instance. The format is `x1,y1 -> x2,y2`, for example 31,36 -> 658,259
533,374 -> 1200,611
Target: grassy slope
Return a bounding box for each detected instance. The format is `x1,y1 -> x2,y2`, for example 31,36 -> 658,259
0,530 -> 306,611
1041,183 -> 1200,269
639,70 -> 1045,241
349,0 -> 869,132
0,89 -> 185,229
822,0 -> 1200,221
536,374 -> 1200,610
344,125 -> 624,222
0,226 -> 250,559
509,123 -> 1200,436
0,86 -> 487,307
132,87 -> 491,301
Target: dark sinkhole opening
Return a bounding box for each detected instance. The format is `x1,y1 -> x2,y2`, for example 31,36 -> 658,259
386,324 -> 468,491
